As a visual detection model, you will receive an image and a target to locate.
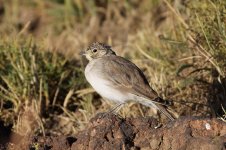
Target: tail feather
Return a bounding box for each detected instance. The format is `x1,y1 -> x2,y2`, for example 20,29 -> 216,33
154,103 -> 175,121
138,97 -> 176,121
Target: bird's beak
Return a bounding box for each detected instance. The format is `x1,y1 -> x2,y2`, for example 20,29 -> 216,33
79,51 -> 86,56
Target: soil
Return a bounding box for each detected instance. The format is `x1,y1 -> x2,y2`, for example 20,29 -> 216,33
1,113 -> 225,150
0,1 -> 225,150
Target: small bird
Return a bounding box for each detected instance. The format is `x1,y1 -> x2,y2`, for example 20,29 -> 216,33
82,42 -> 175,120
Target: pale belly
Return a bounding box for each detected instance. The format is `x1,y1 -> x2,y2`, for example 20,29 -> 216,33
85,61 -> 130,103
85,73 -> 130,103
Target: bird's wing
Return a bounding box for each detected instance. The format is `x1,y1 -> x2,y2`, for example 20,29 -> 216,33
102,56 -> 159,101
101,56 -> 176,120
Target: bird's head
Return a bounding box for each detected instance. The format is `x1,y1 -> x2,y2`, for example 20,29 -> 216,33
81,42 -> 116,61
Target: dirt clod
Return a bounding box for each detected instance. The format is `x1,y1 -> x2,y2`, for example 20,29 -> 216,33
1,114 -> 226,150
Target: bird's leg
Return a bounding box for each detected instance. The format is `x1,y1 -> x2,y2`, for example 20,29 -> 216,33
100,102 -> 125,118
108,102 -> 125,114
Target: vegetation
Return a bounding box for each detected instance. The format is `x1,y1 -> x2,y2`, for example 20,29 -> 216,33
0,0 -> 225,135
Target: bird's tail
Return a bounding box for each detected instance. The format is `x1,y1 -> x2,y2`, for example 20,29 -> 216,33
153,103 -> 175,121
138,97 -> 176,121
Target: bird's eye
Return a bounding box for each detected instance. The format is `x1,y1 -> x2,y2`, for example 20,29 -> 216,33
92,49 -> 97,53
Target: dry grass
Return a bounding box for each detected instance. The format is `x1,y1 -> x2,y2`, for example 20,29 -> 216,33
0,0 -> 225,135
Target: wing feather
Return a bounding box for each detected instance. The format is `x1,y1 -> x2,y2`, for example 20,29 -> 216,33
102,56 -> 158,101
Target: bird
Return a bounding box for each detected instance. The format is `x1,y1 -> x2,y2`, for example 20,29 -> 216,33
82,42 -> 175,121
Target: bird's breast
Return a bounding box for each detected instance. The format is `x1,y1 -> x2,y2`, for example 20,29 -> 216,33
85,60 -> 129,103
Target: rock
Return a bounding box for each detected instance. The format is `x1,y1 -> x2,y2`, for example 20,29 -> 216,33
1,113 -> 226,150
71,114 -> 226,150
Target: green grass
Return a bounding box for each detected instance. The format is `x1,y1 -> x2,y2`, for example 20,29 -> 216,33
0,37 -> 86,134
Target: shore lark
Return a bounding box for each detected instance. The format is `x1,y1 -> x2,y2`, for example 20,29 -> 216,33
82,42 -> 175,120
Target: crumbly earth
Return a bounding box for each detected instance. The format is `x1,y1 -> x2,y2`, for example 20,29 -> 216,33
1,113 -> 225,150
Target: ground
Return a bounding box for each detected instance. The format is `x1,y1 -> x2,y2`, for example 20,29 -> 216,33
0,0 -> 225,149
1,114 -> 226,150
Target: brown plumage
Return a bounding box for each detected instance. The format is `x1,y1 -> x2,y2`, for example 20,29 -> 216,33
83,42 -> 176,120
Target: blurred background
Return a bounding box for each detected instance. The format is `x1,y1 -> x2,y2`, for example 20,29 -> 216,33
0,0 -> 225,136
